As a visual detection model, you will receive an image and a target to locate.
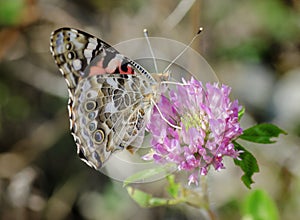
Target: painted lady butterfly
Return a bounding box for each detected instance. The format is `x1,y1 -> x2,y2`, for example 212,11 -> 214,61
50,28 -> 164,170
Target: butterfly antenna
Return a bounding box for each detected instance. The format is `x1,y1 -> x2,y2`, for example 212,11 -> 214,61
163,27 -> 203,73
161,81 -> 186,86
144,29 -> 158,73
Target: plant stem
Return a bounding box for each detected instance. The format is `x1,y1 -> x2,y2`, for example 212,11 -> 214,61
200,175 -> 217,220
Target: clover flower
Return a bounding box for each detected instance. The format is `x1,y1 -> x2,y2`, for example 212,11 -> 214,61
147,78 -> 243,185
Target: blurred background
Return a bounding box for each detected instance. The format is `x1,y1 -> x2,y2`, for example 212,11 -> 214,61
0,0 -> 299,219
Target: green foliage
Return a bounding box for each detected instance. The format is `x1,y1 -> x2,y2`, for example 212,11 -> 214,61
242,189 -> 279,220
234,123 -> 286,188
218,37 -> 268,62
126,186 -> 184,208
126,174 -> 206,208
215,0 -> 300,61
233,142 -> 259,189
166,175 -> 180,198
126,187 -> 154,207
126,174 -> 185,208
239,123 -> 287,144
253,0 -> 299,41
0,0 -> 25,26
238,107 -> 245,121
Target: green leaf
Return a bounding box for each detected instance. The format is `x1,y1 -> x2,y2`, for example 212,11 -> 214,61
166,175 -> 180,198
238,106 -> 245,121
242,189 -> 279,220
123,164 -> 176,186
233,142 -> 259,189
126,186 -> 183,207
126,187 -> 153,207
239,123 -> 287,144
126,176 -> 207,208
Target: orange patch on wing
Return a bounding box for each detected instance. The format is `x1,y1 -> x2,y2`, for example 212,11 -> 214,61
89,59 -> 107,75
119,64 -> 134,74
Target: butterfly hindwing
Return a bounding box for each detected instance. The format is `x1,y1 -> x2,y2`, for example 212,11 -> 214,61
73,74 -> 153,169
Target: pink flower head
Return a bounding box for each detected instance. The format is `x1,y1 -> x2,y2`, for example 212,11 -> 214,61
147,78 -> 243,185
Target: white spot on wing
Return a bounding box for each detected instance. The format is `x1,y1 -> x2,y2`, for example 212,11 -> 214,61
84,49 -> 93,59
105,102 -> 117,113
107,77 -> 118,87
89,37 -> 98,45
73,59 -> 82,71
87,42 -> 96,50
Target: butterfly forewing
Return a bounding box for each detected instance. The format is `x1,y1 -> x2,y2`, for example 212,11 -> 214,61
50,28 -> 158,169
73,74 -> 154,169
50,28 -> 108,90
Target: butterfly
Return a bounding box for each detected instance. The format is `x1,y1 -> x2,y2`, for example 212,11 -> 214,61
50,28 -> 166,170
